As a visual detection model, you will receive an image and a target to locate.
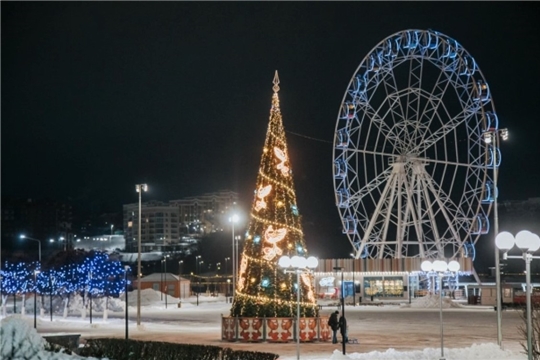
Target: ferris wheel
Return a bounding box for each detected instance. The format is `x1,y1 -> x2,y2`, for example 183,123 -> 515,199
333,29 -> 499,260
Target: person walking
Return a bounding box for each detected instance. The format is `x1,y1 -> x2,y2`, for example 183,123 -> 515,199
328,310 -> 340,344
339,313 -> 348,344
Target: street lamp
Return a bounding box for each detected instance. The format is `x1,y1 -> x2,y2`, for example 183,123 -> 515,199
124,265 -> 129,340
224,257 -> 231,296
135,183 -> 148,326
483,125 -> 508,347
229,214 -> 239,301
333,266 -> 346,354
161,258 -> 164,301
496,230 -> 540,360
19,235 -> 41,263
421,259 -> 461,360
279,255 -> 318,360
350,254 -> 356,306
162,257 -> 168,309
178,260 -> 184,300
195,255 -> 202,274
33,270 -> 40,329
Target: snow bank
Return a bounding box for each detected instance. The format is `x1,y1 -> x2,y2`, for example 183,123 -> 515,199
0,316 -> 103,360
321,343 -> 524,360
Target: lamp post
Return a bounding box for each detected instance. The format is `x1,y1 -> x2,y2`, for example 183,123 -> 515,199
496,230 -> 540,360
421,259 -> 461,360
350,254 -> 356,306
124,265 -> 129,340
135,183 -> 148,326
49,275 -> 53,322
483,126 -> 508,347
199,260 -> 204,294
279,255 -> 318,360
33,270 -> 40,329
163,257 -> 168,309
19,235 -> 41,263
178,260 -> 183,300
224,257 -> 230,296
229,214 -> 239,301
89,270 -> 93,325
161,258 -> 164,301
333,266 -> 345,354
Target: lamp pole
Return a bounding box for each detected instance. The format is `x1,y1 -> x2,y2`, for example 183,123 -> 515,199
224,257 -> 230,297
439,273 -> 444,359
279,255 -> 318,360
49,275 -> 53,322
350,254 -> 356,305
229,214 -> 239,301
89,270 -> 93,325
164,258 -> 168,309
525,253 -> 533,360
333,266 -> 345,355
135,183 -> 148,326
33,270 -> 40,329
178,260 -> 183,300
496,230 -> 540,360
19,235 -> 41,263
421,260 -> 461,360
124,265 -> 129,340
161,259 -> 164,301
484,127 -> 508,347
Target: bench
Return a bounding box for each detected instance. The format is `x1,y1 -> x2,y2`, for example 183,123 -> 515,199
43,334 -> 81,354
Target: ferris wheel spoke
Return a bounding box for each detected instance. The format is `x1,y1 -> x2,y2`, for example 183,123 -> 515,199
411,69 -> 454,152
358,95 -> 408,152
412,102 -> 477,156
382,65 -> 407,137
408,156 -> 487,170
347,167 -> 393,206
358,170 -> 398,259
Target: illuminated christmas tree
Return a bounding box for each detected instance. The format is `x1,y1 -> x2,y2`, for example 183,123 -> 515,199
231,71 -> 318,318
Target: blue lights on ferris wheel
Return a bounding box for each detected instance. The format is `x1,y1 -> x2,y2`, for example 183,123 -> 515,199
402,30 -> 419,49
482,181 -> 498,204
484,112 -> 499,131
334,29 -> 499,260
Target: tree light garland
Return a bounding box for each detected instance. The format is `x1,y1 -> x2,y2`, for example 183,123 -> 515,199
230,72 -> 318,318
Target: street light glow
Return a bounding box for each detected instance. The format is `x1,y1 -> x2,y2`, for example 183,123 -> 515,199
495,230 -> 540,360
278,254 -> 318,360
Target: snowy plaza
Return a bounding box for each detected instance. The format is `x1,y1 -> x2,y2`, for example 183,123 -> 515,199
0,289 -> 528,359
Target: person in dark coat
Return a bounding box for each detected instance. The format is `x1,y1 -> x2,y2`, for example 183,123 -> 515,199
339,314 -> 348,343
328,311 -> 340,344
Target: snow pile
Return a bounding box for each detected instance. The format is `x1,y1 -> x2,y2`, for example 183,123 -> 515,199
404,295 -> 465,309
0,316 -> 103,360
120,288 -> 180,308
319,343 -> 524,360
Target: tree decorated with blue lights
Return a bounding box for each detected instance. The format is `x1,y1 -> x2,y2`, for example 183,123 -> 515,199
1,252 -> 127,316
82,252 -> 126,298
230,72 -> 318,318
0,261 -> 35,315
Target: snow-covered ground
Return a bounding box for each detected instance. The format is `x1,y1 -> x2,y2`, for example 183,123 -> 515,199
0,290 -> 527,359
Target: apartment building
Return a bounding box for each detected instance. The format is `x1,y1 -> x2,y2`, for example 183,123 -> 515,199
123,190 -> 239,252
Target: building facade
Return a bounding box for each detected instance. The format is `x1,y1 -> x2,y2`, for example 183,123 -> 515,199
123,190 -> 239,253
169,190 -> 239,234
123,201 -> 181,252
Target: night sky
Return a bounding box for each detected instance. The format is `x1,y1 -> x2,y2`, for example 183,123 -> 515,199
2,2 -> 540,261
